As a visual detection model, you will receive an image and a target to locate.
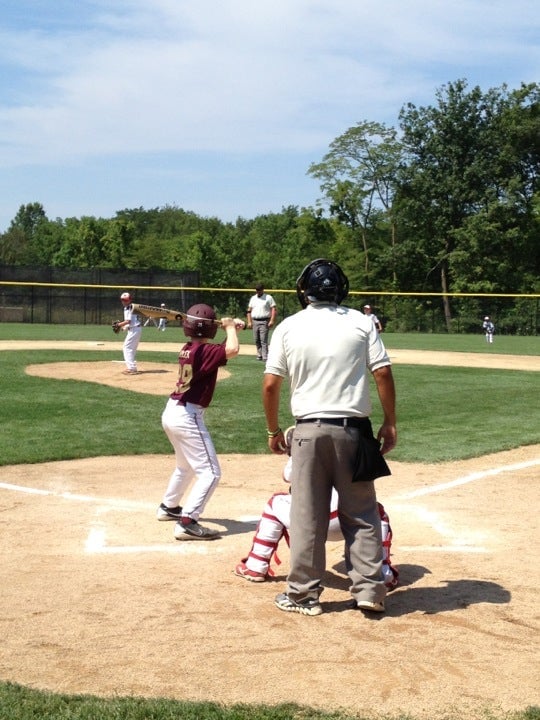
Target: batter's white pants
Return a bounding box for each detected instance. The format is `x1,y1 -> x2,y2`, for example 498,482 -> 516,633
161,398 -> 221,521
123,326 -> 142,371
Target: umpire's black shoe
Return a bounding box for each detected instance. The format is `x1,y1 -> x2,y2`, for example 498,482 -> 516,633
156,503 -> 182,521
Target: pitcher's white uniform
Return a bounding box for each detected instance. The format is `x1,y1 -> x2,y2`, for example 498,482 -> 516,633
120,294 -> 142,372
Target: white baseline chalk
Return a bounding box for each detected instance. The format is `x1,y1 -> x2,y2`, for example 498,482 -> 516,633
396,459 -> 540,500
0,481 -> 153,509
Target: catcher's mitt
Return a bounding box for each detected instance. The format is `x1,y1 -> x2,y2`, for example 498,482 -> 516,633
112,320 -> 122,334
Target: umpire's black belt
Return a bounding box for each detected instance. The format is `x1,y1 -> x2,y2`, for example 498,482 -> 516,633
296,417 -> 370,429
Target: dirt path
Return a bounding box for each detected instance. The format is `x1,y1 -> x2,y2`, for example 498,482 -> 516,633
0,343 -> 539,718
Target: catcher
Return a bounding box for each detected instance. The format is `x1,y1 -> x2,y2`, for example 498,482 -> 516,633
234,428 -> 399,588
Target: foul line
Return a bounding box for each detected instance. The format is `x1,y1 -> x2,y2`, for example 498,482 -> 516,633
395,459 -> 540,500
0,479 -> 246,555
2,459 -> 537,556
0,481 -> 153,509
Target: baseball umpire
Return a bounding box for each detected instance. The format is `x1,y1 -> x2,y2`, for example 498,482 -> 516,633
262,258 -> 397,616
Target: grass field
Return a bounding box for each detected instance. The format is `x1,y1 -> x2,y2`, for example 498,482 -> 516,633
0,326 -> 538,465
0,683 -> 539,720
1,324 -> 539,720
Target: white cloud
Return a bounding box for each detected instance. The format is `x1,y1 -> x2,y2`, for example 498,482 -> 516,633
0,0 -> 537,167
0,0 -> 538,228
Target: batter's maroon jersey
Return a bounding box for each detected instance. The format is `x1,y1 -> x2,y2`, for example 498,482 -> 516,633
170,341 -> 227,408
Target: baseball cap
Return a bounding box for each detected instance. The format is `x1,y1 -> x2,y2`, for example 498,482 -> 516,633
363,304 -> 371,309
120,292 -> 131,301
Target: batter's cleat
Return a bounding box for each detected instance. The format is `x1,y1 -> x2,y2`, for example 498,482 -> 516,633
156,503 -> 182,521
174,519 -> 220,540
234,561 -> 267,583
274,592 -> 322,616
356,599 -> 385,613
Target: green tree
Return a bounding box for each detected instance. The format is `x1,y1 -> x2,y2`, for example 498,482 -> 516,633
51,216 -> 109,267
308,121 -> 402,286
9,202 -> 47,241
100,217 -> 136,269
396,80 -> 540,330
0,226 -> 27,264
243,206 -> 301,288
1,202 -> 51,264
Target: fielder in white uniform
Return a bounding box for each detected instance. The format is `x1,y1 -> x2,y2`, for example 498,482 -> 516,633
118,292 -> 142,374
158,303 -> 167,331
483,316 -> 495,343
363,304 -> 383,332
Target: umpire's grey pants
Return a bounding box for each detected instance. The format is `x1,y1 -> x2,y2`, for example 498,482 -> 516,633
287,422 -> 386,605
252,319 -> 270,360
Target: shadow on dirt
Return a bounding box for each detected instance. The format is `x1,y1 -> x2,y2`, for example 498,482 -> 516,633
322,561 -> 511,617
208,517 -> 260,538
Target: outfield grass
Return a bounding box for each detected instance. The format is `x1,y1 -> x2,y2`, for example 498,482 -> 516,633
0,327 -> 538,465
384,332 -> 539,356
0,349 -> 538,464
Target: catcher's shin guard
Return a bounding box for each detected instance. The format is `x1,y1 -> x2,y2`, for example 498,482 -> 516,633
379,502 -> 399,589
243,493 -> 290,576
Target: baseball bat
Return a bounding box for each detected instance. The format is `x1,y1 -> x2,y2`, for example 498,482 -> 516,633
131,303 -> 221,326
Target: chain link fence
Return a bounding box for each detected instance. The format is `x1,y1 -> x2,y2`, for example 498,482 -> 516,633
0,265 -> 538,334
0,266 -> 200,325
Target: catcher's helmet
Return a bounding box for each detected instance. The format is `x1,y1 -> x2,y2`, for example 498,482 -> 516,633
296,258 -> 349,308
183,303 -> 218,339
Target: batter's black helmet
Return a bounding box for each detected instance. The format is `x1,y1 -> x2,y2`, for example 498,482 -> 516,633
183,304 -> 218,339
296,258 -> 349,308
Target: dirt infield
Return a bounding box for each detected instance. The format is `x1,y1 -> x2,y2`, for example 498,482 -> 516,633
0,344 -> 539,718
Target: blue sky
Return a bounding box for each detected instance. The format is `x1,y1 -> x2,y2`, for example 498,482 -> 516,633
0,0 -> 538,232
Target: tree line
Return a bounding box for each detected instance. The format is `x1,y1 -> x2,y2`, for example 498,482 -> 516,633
1,79 -> 539,333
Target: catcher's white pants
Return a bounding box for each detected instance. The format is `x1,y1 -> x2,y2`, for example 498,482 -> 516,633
122,326 -> 142,371
161,398 -> 220,521
243,490 -> 397,587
